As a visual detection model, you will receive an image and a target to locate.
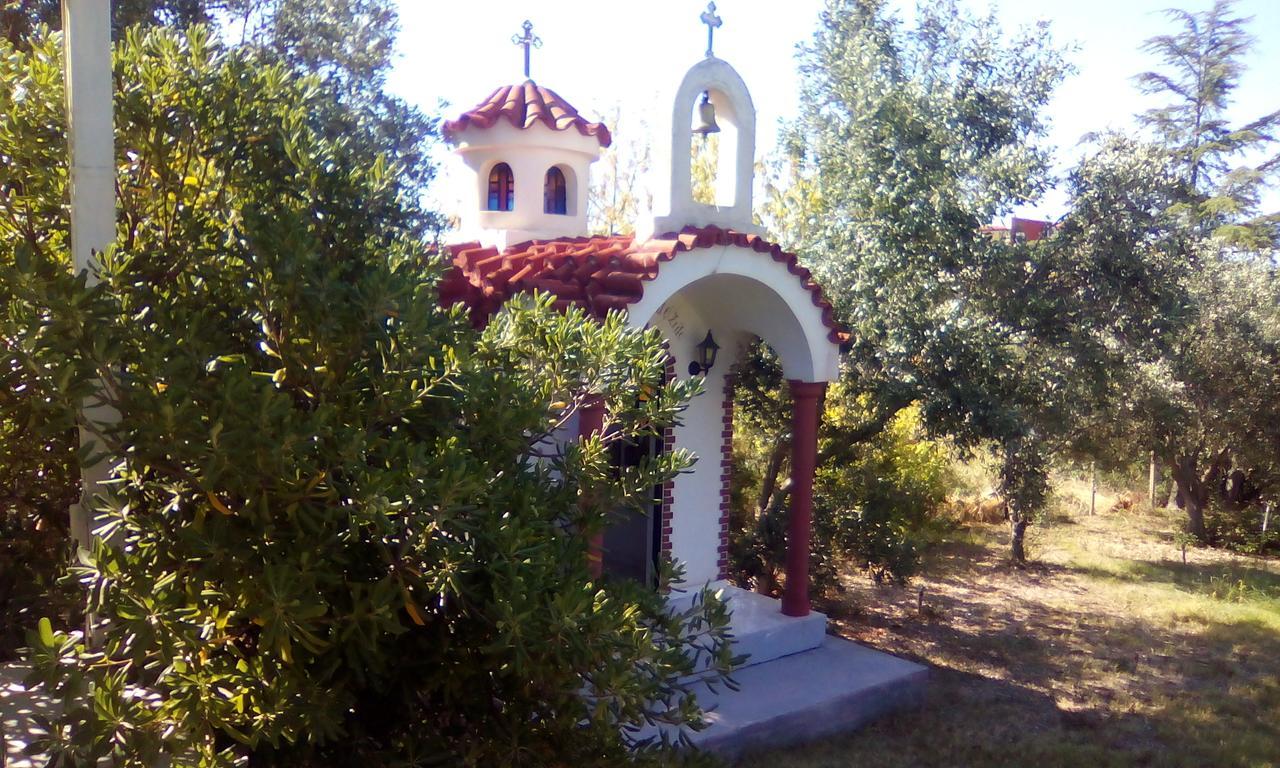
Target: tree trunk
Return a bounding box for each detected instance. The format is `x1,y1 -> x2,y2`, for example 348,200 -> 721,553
755,569 -> 777,596
1170,455 -> 1207,542
756,436 -> 790,519
1157,476 -> 1174,508
1225,469 -> 1246,508
1010,517 -> 1029,564
1169,451 -> 1229,544
1184,491 -> 1208,543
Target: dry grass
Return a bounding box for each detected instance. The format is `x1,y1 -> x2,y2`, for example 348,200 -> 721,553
739,504 -> 1280,768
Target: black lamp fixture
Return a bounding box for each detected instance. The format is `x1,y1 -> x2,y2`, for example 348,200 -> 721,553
688,330 -> 720,377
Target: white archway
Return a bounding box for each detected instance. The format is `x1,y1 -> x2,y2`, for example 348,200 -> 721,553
629,244 -> 840,382
625,242 -> 840,594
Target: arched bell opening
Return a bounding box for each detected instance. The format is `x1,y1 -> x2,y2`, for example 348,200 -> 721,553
689,89 -> 741,210
649,56 -> 759,235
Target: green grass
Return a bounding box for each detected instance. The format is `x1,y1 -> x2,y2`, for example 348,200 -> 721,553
737,506 -> 1280,768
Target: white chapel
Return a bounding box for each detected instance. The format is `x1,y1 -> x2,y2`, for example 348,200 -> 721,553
436,6 -> 926,753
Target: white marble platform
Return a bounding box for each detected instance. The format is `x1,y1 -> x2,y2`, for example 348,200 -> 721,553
685,635 -> 928,760
659,584 -> 928,759
718,585 -> 829,668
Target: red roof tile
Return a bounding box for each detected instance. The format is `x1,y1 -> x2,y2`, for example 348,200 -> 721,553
438,225 -> 843,344
443,80 -> 612,148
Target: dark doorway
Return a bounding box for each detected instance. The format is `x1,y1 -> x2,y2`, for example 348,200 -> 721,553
603,432 -> 664,586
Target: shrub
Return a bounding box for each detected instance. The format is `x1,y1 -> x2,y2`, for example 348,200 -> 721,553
0,20 -> 82,659
7,27 -> 731,766
811,398 -> 954,586
1205,500 -> 1280,556
728,359 -> 953,591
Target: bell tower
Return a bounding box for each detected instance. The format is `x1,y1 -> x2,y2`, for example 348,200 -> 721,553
641,3 -> 760,238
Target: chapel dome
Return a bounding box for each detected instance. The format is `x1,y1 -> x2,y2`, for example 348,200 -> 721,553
444,80 -> 609,248
443,80 -> 612,148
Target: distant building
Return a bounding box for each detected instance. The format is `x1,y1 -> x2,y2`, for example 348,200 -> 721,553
980,216 -> 1057,243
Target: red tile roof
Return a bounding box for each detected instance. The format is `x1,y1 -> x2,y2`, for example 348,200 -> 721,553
443,80 -> 612,148
438,225 -> 843,343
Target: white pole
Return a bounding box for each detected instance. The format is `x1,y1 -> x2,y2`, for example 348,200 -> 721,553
1089,462 -> 1097,516
62,0 -> 115,551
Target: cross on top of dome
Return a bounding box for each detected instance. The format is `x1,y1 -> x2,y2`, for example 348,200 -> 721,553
511,20 -> 542,79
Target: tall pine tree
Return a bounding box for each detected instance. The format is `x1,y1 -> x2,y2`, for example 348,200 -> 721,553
1137,0 -> 1279,248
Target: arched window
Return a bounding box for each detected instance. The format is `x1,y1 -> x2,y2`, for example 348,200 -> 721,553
487,163 -> 514,212
543,167 -> 568,215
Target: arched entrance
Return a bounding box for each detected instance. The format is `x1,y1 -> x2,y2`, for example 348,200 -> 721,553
628,235 -> 841,617
441,226 -> 843,617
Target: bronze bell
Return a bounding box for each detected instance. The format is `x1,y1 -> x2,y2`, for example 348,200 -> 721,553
693,91 -> 721,138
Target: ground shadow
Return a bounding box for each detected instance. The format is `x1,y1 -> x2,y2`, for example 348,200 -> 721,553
740,519 -> 1280,767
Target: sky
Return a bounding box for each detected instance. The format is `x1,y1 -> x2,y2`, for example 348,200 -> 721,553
385,0 -> 1280,223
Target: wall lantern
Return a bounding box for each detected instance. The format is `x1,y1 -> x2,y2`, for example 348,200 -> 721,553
688,331 -> 720,377
693,91 -> 721,140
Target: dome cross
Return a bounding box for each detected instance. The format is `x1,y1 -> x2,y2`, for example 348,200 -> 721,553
511,20 -> 542,79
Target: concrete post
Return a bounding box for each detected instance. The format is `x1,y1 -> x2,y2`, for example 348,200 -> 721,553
782,381 -> 826,618
1090,462 -> 1097,516
578,396 -> 606,578
62,0 -> 116,551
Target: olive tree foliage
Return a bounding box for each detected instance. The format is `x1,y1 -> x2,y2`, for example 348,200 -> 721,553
1136,0 -> 1279,545
6,28 -> 733,767
587,106 -> 653,236
1059,0 -> 1280,546
2,0 -> 211,45
984,134 -> 1197,552
791,0 -> 1069,416
1140,259 -> 1280,546
743,0 -> 1081,563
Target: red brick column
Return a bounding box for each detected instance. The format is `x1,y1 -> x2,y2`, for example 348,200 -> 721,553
717,373 -> 735,579
659,355 -> 676,559
578,396 -> 606,579
782,380 -> 827,617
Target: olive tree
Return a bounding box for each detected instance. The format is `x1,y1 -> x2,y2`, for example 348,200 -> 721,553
758,0 -> 1076,563
1057,0 -> 1280,545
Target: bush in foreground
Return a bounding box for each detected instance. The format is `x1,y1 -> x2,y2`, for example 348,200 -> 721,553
5,28 -> 732,767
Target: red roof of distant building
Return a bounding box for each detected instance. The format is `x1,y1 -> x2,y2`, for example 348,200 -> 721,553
438,225 -> 842,343
443,80 -> 613,148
